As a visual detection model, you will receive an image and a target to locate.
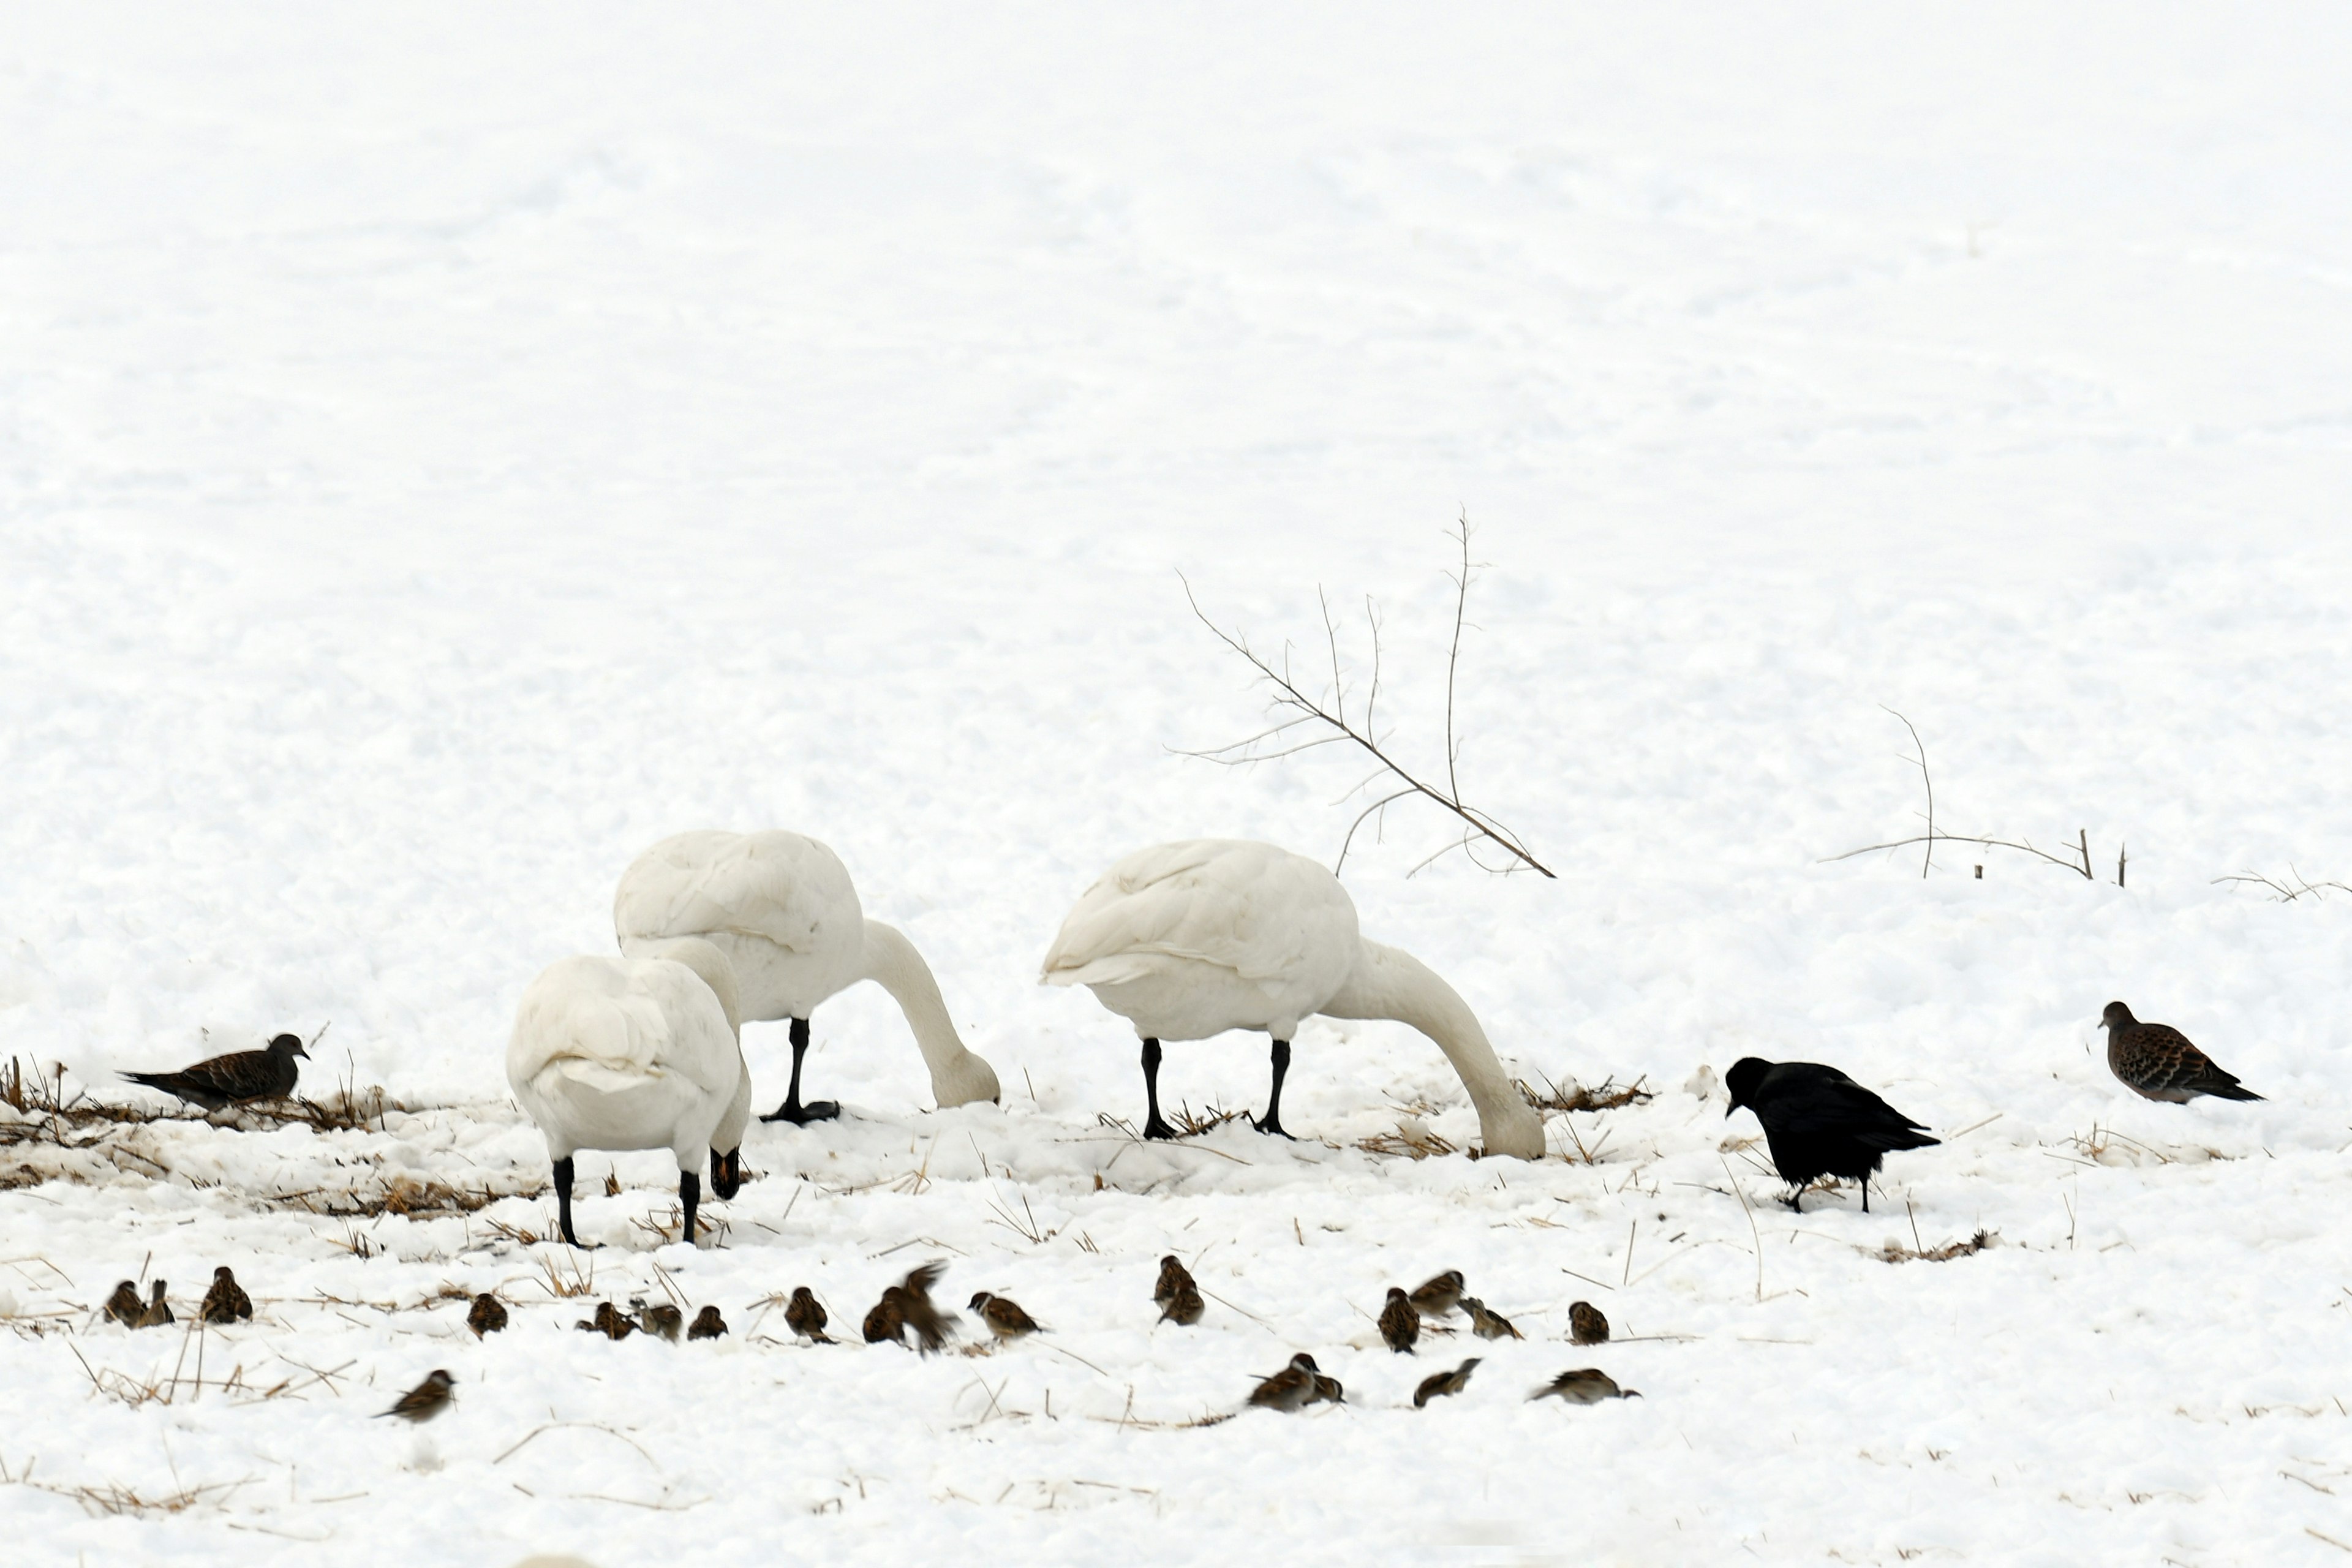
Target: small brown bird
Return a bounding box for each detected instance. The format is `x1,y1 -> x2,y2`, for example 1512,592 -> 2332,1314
785,1286 -> 832,1343
1306,1369 -> 1345,1405
466,1293 -> 508,1336
136,1281 -> 173,1329
1414,1357 -> 1482,1408
379,1369 -> 456,1423
1248,1352 -> 1324,1412
121,1032 -> 307,1112
896,1261 -> 957,1353
1461,1296 -> 1523,1340
968,1291 -> 1042,1340
576,1300 -> 636,1340
1408,1270 -> 1465,1318
1569,1300 -> 1610,1346
1153,1254 -> 1196,1305
200,1266 -> 252,1325
1378,1286 -> 1420,1354
864,1286 -> 908,1347
1531,1368 -> 1640,1404
2101,1002 -> 2265,1103
1158,1284 -> 1205,1325
103,1280 -> 143,1327
688,1305 -> 728,1340
638,1303 -> 683,1342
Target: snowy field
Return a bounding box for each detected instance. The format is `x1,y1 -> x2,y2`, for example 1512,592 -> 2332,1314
7,3 -> 2352,1562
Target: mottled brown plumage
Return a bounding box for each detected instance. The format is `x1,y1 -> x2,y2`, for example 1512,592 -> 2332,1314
688,1305 -> 728,1340
200,1266 -> 252,1325
1153,1254 -> 1196,1305
1407,1270 -> 1464,1318
895,1261 -> 957,1353
968,1291 -> 1042,1340
1569,1300 -> 1609,1345
864,1286 -> 908,1347
1531,1367 -> 1639,1404
103,1280 -> 143,1327
2101,1002 -> 2264,1103
1307,1370 -> 1345,1405
121,1033 -> 307,1111
466,1293 -> 508,1336
1461,1296 -> 1523,1340
638,1303 -> 683,1341
1414,1357 -> 1482,1408
379,1369 -> 456,1423
785,1286 -> 832,1343
1378,1286 -> 1420,1354
1158,1283 -> 1205,1325
136,1280 -> 173,1329
1248,1353 -> 1323,1412
576,1300 -> 636,1340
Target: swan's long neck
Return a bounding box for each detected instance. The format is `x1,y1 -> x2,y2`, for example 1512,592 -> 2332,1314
1323,940 -> 1546,1160
858,920 -> 1001,1108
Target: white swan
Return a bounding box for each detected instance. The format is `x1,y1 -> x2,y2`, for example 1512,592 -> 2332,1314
507,935 -> 751,1247
613,830 -> 1001,1122
1039,839 -> 1547,1159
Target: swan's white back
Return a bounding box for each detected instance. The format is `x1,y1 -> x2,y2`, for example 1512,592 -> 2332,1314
614,829 -> 865,1020
507,951 -> 750,1166
1040,839 -> 1360,1041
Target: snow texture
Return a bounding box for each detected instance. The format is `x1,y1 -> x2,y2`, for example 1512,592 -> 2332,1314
6,3 -> 2352,1563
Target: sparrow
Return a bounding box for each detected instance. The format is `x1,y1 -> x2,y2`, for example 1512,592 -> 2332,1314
968,1291 -> 1042,1340
466,1293 -> 508,1336
379,1369 -> 456,1423
121,1032 -> 307,1112
1531,1368 -> 1640,1404
1378,1286 -> 1420,1354
1158,1284 -> 1205,1326
2100,1003 -> 2265,1103
103,1280 -> 143,1327
1569,1300 -> 1610,1346
1153,1254 -> 1196,1305
1248,1353 -> 1324,1412
687,1305 -> 728,1340
136,1280 -> 174,1329
637,1303 -> 684,1342
1414,1357 -> 1482,1408
1461,1296 -> 1523,1340
576,1301 -> 635,1340
864,1286 -> 908,1347
1724,1057 -> 1940,1212
1307,1370 -> 1346,1406
895,1261 -> 957,1354
785,1286 -> 832,1343
200,1266 -> 252,1325
1407,1270 -> 1465,1318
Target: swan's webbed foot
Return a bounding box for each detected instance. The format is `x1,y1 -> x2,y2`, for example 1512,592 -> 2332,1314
760,1098 -> 840,1125
1142,1112 -> 1178,1140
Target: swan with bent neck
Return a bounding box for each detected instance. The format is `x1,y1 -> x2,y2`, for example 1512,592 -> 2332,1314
614,830 -> 1001,1122
507,935 -> 751,1248
1040,839 -> 1546,1159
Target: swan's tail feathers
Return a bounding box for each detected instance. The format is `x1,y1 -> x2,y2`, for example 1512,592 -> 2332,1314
1040,953 -> 1164,989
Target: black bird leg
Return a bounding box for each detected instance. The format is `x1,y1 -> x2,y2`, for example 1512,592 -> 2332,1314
1140,1038 -> 1175,1140
1253,1038 -> 1295,1139
679,1169 -> 701,1245
1860,1175 -> 1871,1214
554,1156 -> 592,1248
761,1018 -> 842,1124
710,1146 -> 742,1200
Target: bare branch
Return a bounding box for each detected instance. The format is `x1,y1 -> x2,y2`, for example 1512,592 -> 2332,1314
1444,513 -> 1474,804
1335,788 -> 1418,877
1882,706 -> 1933,879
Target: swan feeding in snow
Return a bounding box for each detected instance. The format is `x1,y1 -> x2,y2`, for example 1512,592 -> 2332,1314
1039,839 -> 1546,1159
614,830 -> 1001,1122
507,935 -> 750,1247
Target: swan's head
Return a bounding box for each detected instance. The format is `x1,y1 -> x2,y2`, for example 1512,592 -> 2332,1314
1722,1057 -> 1771,1118
269,1033 -> 310,1059
709,1145 -> 743,1200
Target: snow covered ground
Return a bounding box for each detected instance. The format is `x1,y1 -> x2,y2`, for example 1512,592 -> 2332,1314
6,2 -> 2352,1562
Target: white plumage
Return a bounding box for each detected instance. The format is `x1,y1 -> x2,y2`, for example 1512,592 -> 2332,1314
507,935 -> 751,1246
1041,839 -> 1546,1159
614,830 -> 1000,1121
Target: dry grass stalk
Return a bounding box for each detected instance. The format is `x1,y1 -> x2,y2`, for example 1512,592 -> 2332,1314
984,1187 -> 1059,1245
1518,1073 -> 1653,1114
1355,1121 -> 1459,1160
1169,1101 -> 1248,1138
1879,1229 -> 1996,1264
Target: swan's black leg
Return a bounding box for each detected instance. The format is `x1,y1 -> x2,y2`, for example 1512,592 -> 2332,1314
1140,1038 -> 1176,1140
761,1018 -> 843,1124
554,1156 -> 587,1248
1253,1039 -> 1295,1139
710,1146 -> 742,1200
680,1169 -> 701,1245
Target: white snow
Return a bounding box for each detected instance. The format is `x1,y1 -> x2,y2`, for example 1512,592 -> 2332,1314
6,3 -> 2352,1562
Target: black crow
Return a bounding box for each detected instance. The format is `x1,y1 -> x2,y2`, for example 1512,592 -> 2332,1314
1724,1057 -> 1939,1212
